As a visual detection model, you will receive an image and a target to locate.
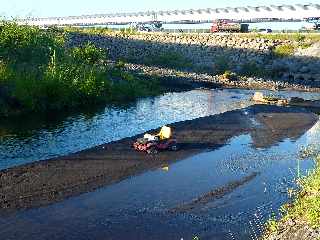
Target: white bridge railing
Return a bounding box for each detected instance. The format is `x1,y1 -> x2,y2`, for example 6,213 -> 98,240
16,3 -> 320,27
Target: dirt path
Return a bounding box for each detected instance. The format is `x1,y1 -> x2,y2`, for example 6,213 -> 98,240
0,105 -> 318,210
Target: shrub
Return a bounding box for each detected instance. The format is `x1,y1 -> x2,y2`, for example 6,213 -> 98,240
0,22 -> 64,66
272,44 -> 295,57
222,70 -> 238,81
70,42 -> 106,65
0,22 -> 162,116
293,33 -> 306,42
298,42 -> 312,49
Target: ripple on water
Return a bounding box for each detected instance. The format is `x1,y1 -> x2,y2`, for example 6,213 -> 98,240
0,88 -> 320,240
1,88 -> 319,170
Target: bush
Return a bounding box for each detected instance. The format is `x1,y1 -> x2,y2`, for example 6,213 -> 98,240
70,42 -> 106,65
0,22 -> 161,116
0,22 -> 64,66
272,44 -> 295,57
222,70 -> 238,81
293,33 -> 306,42
298,42 -> 312,49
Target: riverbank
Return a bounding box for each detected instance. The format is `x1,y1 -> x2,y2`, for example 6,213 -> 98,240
263,159 -> 320,240
0,23 -> 162,118
69,31 -> 320,89
123,62 -> 320,92
0,104 -> 317,210
2,24 -> 320,117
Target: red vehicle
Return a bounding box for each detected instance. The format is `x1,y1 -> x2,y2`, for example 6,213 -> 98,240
210,20 -> 249,33
133,126 -> 178,154
133,138 -> 178,154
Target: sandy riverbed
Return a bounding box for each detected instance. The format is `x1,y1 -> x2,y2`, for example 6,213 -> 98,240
0,104 -> 318,210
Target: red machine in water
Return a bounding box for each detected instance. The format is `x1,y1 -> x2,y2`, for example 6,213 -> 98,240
210,20 -> 249,33
133,126 -> 178,154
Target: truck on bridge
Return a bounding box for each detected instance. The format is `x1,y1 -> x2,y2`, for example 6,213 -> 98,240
210,20 -> 249,33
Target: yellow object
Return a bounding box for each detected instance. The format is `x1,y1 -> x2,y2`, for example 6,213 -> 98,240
157,126 -> 172,140
161,166 -> 169,172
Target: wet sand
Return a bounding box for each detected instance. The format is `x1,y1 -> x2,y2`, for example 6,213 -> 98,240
0,105 -> 318,210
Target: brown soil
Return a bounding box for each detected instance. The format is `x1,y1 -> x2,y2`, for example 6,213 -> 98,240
0,105 -> 318,211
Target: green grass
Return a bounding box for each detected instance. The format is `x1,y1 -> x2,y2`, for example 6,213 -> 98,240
264,152 -> 320,238
298,42 -> 313,49
272,44 -> 296,57
283,155 -> 320,228
0,22 -> 161,117
64,26 -> 141,36
240,32 -> 320,43
263,146 -> 320,239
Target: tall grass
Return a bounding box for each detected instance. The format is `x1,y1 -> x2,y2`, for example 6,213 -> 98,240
0,22 -> 161,116
282,155 -> 320,229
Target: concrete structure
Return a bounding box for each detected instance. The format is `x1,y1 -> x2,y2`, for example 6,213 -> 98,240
16,3 -> 320,27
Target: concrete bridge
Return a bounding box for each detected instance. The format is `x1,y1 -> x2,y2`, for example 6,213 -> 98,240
16,3 -> 320,27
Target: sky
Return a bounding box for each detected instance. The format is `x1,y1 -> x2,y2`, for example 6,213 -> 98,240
1,0 -> 318,18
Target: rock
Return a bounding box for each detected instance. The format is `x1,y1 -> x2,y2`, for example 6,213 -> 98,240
299,66 -> 310,74
252,92 -> 265,102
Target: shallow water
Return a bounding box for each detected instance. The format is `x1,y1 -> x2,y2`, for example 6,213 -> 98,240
1,88 -> 320,240
0,88 -> 319,170
0,123 -> 319,240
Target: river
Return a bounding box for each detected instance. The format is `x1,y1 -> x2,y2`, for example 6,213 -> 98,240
1,88 -> 320,239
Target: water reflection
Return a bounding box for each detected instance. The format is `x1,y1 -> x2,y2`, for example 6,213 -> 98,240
0,88 -> 319,240
0,127 -> 317,240
1,88 -> 319,170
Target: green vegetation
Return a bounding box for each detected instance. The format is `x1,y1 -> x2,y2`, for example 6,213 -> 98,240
264,148 -> 320,238
241,32 -> 318,58
221,70 -> 238,81
282,155 -> 320,228
0,22 -> 161,117
65,26 -> 141,36
272,44 -> 296,57
241,32 -> 320,43
298,42 -> 312,49
265,214 -> 279,233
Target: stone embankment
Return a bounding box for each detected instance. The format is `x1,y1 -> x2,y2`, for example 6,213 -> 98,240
69,32 -> 320,89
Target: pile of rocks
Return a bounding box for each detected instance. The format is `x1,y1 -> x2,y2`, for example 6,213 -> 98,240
124,62 -> 320,92
69,32 -> 279,71
68,32 -> 320,89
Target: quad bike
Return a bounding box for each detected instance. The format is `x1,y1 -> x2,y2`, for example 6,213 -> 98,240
133,126 -> 178,154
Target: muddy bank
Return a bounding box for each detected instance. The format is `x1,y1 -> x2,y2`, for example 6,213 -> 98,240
0,105 -> 318,210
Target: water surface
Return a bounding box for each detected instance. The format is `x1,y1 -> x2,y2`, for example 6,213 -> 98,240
1,88 -> 319,170
1,88 -> 320,240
